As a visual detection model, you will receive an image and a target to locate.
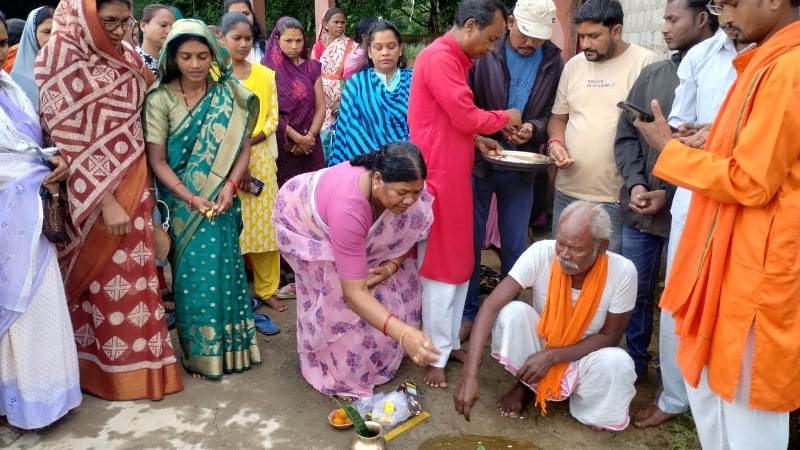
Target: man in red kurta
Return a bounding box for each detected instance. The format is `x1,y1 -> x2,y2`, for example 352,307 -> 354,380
409,0 -> 522,388
635,1 -> 800,447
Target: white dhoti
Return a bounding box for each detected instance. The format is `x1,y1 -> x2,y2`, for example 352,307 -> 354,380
419,239 -> 469,368
491,301 -> 636,430
685,328 -> 789,450
658,187 -> 691,414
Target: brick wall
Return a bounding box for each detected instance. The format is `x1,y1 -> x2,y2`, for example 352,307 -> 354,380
619,0 -> 669,57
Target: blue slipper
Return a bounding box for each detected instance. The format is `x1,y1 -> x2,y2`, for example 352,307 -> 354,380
253,313 -> 280,335
250,296 -> 262,311
167,312 -> 176,329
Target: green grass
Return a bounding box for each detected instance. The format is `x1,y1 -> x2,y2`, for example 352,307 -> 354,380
666,412 -> 700,450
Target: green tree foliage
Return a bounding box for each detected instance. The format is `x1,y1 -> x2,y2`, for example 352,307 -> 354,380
133,0 -> 514,38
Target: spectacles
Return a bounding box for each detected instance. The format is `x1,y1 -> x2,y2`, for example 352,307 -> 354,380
101,16 -> 137,31
705,0 -> 724,16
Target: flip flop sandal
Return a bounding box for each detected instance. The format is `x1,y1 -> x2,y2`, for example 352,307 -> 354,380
254,313 -> 280,335
166,312 -> 176,329
250,297 -> 263,311
480,265 -> 500,279
274,283 -> 296,300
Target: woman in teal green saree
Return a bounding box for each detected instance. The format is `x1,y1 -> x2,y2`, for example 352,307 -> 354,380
144,19 -> 261,379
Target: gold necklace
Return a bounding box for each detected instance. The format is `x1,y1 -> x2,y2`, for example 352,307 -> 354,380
179,77 -> 208,113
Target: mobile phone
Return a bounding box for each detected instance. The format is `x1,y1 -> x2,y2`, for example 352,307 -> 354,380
247,177 -> 265,196
617,101 -> 655,122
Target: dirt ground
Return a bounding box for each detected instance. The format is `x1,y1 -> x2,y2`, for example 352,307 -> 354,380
1,251 -> 699,450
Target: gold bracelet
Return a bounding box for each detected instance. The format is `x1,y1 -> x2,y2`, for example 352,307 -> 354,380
399,328 -> 409,350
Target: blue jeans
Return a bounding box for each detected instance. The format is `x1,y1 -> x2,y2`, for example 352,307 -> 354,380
463,170 -> 534,322
551,191 -> 623,254
621,224 -> 665,376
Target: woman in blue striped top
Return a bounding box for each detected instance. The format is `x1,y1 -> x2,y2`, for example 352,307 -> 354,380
327,20 -> 411,166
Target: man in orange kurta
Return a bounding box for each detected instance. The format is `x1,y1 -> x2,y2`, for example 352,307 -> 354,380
635,2 -> 800,448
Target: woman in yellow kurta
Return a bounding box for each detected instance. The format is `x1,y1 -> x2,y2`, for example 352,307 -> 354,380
221,12 -> 285,312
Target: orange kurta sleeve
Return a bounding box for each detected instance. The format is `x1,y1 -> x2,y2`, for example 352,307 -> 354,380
654,60 -> 800,207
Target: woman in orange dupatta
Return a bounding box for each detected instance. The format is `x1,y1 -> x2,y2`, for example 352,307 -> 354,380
35,0 -> 183,400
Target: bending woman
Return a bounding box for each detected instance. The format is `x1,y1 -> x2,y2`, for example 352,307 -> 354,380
144,19 -> 261,379
274,142 -> 440,397
262,17 -> 325,186
0,17 -> 81,430
35,0 -> 183,400
328,19 -> 411,166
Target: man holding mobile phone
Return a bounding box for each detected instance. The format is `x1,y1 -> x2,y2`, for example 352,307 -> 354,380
635,1 -> 800,446
612,0 -> 717,413
546,0 -> 659,253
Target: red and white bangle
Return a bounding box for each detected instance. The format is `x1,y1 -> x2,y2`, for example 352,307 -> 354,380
547,137 -> 565,148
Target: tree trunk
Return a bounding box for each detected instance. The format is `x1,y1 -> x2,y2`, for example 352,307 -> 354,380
428,0 -> 441,35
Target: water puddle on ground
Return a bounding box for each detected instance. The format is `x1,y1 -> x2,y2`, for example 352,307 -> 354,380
418,434 -> 541,450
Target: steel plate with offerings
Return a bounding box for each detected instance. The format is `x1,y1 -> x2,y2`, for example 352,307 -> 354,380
483,150 -> 553,172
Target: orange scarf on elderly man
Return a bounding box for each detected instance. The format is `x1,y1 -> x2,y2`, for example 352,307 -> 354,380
535,253 -> 608,415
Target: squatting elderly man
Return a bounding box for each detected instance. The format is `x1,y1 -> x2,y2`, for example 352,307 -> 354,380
453,201 -> 638,430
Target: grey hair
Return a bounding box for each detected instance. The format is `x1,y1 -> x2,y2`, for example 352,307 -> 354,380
559,201 -> 612,242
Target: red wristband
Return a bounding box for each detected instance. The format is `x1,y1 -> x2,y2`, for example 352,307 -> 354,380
226,178 -> 239,195
382,314 -> 395,336
547,137 -> 565,147
189,194 -> 196,210
171,181 -> 184,193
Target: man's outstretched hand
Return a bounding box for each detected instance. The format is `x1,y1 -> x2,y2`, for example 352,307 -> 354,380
453,373 -> 480,421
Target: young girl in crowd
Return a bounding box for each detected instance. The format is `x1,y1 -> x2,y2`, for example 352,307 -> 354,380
36,0 -> 183,400
274,142 -> 439,397
223,0 -> 267,63
0,11 -> 81,430
9,6 -> 53,111
144,19 -> 261,380
328,19 -> 411,165
342,16 -> 377,80
136,4 -> 176,75
220,12 -> 285,317
315,7 -> 354,157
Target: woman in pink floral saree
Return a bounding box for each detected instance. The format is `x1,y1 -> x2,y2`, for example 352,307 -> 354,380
273,142 -> 440,397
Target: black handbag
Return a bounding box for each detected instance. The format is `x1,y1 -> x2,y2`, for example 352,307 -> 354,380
40,185 -> 68,244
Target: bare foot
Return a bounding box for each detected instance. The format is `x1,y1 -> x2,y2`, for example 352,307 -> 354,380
633,404 -> 679,428
191,373 -> 207,380
459,320 -> 473,342
450,349 -> 468,364
264,296 -> 288,312
423,366 -> 448,388
497,381 -> 532,418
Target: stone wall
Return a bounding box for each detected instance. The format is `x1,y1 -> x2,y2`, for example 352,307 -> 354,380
618,0 -> 669,57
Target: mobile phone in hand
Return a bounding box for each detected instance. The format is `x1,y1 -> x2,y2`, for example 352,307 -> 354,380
247,177 -> 265,196
617,101 -> 655,122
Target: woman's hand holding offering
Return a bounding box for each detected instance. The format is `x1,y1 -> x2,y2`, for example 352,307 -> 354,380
399,326 -> 440,366
215,182 -> 236,214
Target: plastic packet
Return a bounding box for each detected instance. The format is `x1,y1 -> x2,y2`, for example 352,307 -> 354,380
397,380 -> 422,416
370,391 -> 411,427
